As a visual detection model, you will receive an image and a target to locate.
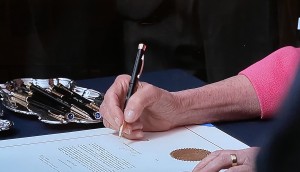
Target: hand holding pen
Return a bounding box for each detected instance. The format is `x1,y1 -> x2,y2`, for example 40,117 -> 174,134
119,43 -> 146,137
99,42 -> 181,139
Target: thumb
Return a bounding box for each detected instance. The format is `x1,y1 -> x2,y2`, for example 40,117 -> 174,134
124,82 -> 160,123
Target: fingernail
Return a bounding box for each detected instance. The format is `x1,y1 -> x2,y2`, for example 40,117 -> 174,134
114,117 -> 121,126
125,110 -> 134,122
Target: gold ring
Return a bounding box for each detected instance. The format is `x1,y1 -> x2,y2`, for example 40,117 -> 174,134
230,154 -> 238,167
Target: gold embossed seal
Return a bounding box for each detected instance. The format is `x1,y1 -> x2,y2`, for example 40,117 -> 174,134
170,148 -> 211,161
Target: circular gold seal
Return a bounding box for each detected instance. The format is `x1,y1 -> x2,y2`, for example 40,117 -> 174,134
170,148 -> 211,161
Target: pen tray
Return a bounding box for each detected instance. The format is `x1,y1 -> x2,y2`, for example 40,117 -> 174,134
0,78 -> 104,125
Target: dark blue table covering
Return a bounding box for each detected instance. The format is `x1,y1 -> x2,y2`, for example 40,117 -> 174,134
0,69 -> 274,147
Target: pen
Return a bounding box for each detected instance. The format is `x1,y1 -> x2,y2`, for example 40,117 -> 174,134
11,92 -> 74,121
26,83 -> 93,120
51,83 -> 101,111
52,83 -> 92,104
49,87 -> 101,120
119,43 -> 146,137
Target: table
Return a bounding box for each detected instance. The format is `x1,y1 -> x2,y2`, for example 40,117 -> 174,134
0,69 -> 275,146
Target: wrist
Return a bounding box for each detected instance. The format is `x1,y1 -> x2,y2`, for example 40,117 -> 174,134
172,75 -> 261,126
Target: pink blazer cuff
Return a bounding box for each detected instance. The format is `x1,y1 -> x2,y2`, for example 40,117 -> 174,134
239,46 -> 300,118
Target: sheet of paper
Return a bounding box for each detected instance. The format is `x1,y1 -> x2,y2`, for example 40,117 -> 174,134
0,124 -> 248,172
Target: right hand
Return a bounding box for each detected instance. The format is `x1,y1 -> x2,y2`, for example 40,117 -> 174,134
99,75 -> 182,139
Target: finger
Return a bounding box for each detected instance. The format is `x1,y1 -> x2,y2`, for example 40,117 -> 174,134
103,118 -> 143,140
102,118 -> 111,129
226,165 -> 253,172
122,119 -> 144,135
130,121 -> 143,130
193,150 -> 234,172
193,150 -> 222,170
124,83 -> 162,123
100,75 -> 131,129
100,100 -> 123,129
121,129 -> 144,140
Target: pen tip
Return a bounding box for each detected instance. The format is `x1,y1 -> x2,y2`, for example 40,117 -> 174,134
119,124 -> 124,137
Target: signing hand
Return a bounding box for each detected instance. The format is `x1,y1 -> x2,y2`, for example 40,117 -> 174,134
99,75 -> 181,139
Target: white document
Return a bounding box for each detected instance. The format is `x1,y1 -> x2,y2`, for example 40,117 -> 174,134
0,124 -> 248,172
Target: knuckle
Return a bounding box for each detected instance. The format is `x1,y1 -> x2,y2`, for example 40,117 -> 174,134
211,150 -> 222,156
115,74 -> 130,81
143,84 -> 155,92
99,104 -> 107,117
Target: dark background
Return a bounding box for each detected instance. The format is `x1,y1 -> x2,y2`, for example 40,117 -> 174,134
0,0 -> 299,83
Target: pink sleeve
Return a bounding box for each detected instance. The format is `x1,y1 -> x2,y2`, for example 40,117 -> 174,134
239,46 -> 300,119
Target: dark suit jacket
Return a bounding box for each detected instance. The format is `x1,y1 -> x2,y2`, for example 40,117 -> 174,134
117,0 -> 278,82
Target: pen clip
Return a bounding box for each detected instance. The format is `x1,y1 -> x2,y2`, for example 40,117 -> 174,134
137,55 -> 144,79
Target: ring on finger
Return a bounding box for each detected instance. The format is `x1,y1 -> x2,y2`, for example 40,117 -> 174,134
230,154 -> 238,167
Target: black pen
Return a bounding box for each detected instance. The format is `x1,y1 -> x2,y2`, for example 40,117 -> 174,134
10,92 -> 72,121
49,87 -> 101,120
119,43 -> 146,137
51,83 -> 101,111
27,83 -> 93,120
